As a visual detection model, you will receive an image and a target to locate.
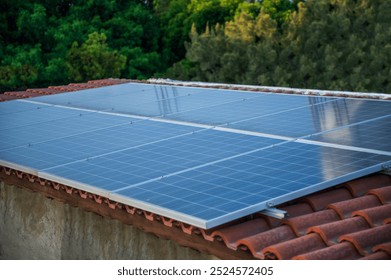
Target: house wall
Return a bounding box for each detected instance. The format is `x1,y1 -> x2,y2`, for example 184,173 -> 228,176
0,181 -> 216,260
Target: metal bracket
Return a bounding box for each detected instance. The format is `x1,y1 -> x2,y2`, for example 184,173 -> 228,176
381,163 -> 391,175
260,208 -> 288,219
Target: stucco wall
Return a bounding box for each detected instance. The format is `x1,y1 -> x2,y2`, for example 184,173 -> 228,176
0,181 -> 216,260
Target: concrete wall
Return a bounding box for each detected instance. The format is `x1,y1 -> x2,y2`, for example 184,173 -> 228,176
0,181 -> 216,260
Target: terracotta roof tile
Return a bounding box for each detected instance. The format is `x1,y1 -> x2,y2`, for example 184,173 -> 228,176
0,94 -> 21,101
339,224 -> 391,256
4,91 -> 43,98
308,216 -> 370,245
258,202 -> 314,228
353,204 -> 391,227
283,209 -> 340,236
237,174 -> 390,259
87,78 -> 131,85
1,79 -> 131,102
368,185 -> 391,204
26,88 -> 62,95
236,225 -> 296,259
211,218 -> 270,250
360,251 -> 391,260
303,188 -> 352,211
48,85 -> 79,91
67,83 -> 101,89
293,242 -> 361,260
328,195 -> 382,219
373,242 -> 391,255
282,203 -> 314,217
257,215 -> 282,228
345,175 -> 391,197
263,233 -> 326,260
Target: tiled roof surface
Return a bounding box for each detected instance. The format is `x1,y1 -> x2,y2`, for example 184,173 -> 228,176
1,80 -> 390,260
0,79 -> 131,101
211,174 -> 391,260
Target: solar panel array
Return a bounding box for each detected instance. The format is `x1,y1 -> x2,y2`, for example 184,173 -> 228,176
1,83 -> 390,229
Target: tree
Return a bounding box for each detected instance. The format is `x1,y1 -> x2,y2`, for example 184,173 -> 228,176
0,44 -> 43,91
175,0 -> 391,93
67,32 -> 126,82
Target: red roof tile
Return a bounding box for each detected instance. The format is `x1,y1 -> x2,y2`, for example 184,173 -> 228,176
263,233 -> 326,260
345,174 -> 391,197
1,79 -> 132,102
373,242 -> 391,256
26,88 -> 63,95
237,225 -> 296,259
257,202 -> 314,228
353,204 -> 391,227
4,91 -> 43,98
303,188 -> 352,211
282,203 -> 314,217
360,251 -> 391,260
235,174 -> 391,259
0,94 -> 20,101
328,195 -> 382,219
283,209 -> 340,236
308,216 -> 370,245
293,242 -> 361,260
368,186 -> 391,204
87,79 -> 131,86
339,224 -> 391,256
211,218 -> 270,250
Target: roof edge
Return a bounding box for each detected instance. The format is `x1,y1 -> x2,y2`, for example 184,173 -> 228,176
147,79 -> 391,100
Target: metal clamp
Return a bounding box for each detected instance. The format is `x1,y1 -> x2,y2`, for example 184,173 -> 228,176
260,208 -> 288,219
381,162 -> 391,175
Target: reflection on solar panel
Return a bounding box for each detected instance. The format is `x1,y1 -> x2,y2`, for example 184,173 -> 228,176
1,82 -> 390,229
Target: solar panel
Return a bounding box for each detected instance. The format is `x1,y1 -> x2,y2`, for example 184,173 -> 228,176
33,84 -> 260,117
0,110 -> 138,151
164,94 -> 335,126
231,98 -> 391,137
0,100 -> 47,115
40,129 -> 282,193
307,115 -> 391,153
0,117 -> 200,169
0,83 -> 390,229
110,141 -> 389,228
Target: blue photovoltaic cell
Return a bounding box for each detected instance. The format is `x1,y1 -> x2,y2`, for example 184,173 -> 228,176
307,116 -> 391,152
1,82 -> 390,229
32,83 -> 160,106
112,141 -> 390,227
0,100 -> 48,115
0,107 -> 139,151
0,102 -> 85,131
164,94 -> 335,126
33,83 -> 260,117
45,130 -> 282,193
226,98 -> 391,137
0,118 -> 202,170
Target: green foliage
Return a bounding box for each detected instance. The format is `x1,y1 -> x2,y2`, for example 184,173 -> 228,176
186,0 -> 242,32
153,0 -> 243,68
0,44 -> 43,91
0,0 -> 161,92
261,0 -> 296,26
153,0 -> 191,64
176,0 -> 391,93
1,0 -> 390,93
16,4 -> 47,44
67,32 -> 126,82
